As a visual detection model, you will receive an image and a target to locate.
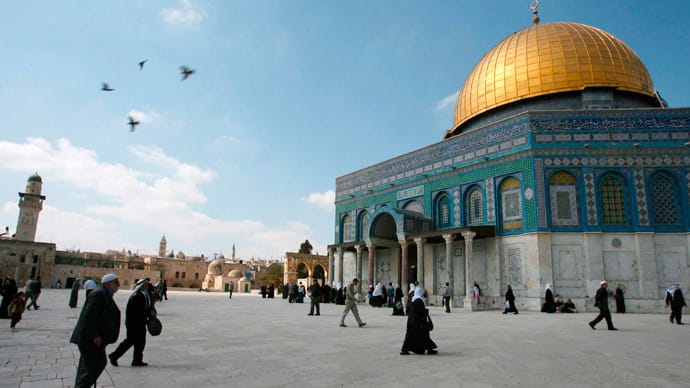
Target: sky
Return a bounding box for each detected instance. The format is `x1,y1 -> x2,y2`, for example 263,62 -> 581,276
1,1 -> 689,260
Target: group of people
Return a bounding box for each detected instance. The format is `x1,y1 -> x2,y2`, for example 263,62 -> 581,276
259,284 -> 276,298
70,274 -> 159,387
1,276 -> 44,331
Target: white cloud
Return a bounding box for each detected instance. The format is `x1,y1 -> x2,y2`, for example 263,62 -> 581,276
128,109 -> 159,124
302,190 -> 335,211
160,0 -> 207,27
435,91 -> 459,112
0,138 -> 324,259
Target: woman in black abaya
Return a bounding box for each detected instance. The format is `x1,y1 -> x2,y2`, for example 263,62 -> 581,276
400,287 -> 437,355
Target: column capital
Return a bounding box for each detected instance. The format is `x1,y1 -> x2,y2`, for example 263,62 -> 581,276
335,247 -> 343,255
413,237 -> 426,245
328,246 -> 335,255
355,244 -> 364,253
442,233 -> 454,243
399,239 -> 408,248
461,230 -> 476,240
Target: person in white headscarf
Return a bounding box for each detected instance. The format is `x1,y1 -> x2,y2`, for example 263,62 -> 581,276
335,282 -> 345,305
372,283 -> 384,307
541,283 -> 556,313
665,284 -> 687,325
400,287 -> 437,355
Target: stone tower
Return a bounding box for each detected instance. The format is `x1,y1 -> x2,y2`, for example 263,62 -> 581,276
15,173 -> 45,242
159,235 -> 167,257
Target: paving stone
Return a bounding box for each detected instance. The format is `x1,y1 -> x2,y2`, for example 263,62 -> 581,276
2,289 -> 690,387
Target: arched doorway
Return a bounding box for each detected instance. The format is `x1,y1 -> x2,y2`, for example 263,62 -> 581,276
313,264 -> 325,282
296,263 -> 309,279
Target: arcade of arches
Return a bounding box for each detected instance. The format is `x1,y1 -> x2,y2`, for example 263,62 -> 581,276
283,252 -> 329,287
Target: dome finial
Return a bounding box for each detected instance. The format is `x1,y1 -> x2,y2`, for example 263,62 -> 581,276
530,0 -> 540,25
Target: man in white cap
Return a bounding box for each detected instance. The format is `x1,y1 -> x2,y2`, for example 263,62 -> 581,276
109,278 -> 156,367
70,273 -> 121,388
589,280 -> 617,331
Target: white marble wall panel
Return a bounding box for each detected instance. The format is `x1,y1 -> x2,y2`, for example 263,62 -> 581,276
552,244 -> 586,297
343,251 -> 356,285
376,250 -> 392,286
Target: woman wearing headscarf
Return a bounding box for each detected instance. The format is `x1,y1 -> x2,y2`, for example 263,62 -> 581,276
614,285 -> 626,313
665,283 -> 687,325
69,278 -> 81,308
541,283 -> 556,313
335,282 -> 345,305
503,284 -> 518,314
372,283 -> 383,307
400,287 -> 437,355
392,285 -> 405,316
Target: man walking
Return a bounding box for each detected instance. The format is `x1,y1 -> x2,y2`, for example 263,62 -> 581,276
109,278 -> 156,367
340,278 -> 366,328
665,283 -> 687,325
70,273 -> 121,388
308,279 -> 321,316
24,276 -> 40,310
443,282 -> 453,313
228,281 -> 234,299
589,281 -> 617,331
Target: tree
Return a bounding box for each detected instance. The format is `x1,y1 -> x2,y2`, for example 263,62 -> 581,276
299,239 -> 313,254
265,263 -> 284,287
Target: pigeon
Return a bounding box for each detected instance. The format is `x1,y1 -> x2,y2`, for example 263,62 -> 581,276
180,66 -> 195,80
139,59 -> 147,70
128,116 -> 140,132
101,82 -> 115,91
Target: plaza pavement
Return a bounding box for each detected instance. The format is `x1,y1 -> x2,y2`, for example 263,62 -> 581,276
1,289 -> 689,388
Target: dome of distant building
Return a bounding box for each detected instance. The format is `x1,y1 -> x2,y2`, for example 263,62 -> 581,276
28,173 -> 42,183
447,22 -> 656,137
207,259 -> 223,275
229,269 -> 243,278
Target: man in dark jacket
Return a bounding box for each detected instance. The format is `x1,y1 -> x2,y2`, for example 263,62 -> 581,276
109,278 -> 156,367
589,281 -> 617,330
665,283 -> 687,325
308,279 -> 322,316
70,273 -> 121,388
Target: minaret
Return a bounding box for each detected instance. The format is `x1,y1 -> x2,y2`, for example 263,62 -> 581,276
159,235 -> 167,257
15,173 -> 45,242
232,244 -> 236,260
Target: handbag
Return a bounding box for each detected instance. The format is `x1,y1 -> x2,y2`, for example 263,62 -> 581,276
505,301 -> 510,309
147,316 -> 163,336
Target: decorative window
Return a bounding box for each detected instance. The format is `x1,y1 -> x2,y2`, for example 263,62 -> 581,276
549,171 -> 580,226
342,214 -> 354,242
650,172 -> 680,225
357,211 -> 369,240
600,175 -> 628,225
403,200 -> 423,215
436,194 -> 451,228
467,187 -> 483,224
500,177 -> 523,230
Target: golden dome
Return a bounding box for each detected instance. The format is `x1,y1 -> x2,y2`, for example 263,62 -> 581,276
447,22 -> 655,137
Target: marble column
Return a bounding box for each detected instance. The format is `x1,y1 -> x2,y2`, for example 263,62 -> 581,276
327,247 -> 335,286
367,245 -> 375,289
462,231 -> 476,307
356,244 -> 365,295
400,240 -> 409,295
443,233 -> 454,288
414,237 -> 425,289
336,247 -> 344,286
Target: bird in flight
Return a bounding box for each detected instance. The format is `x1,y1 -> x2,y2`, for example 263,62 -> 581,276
128,116 -> 140,132
180,66 -> 195,80
139,59 -> 147,70
101,82 -> 115,91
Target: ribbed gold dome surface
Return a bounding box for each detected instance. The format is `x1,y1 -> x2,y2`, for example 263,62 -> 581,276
448,22 -> 655,137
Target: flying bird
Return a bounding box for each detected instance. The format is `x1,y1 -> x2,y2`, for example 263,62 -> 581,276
128,116 -> 140,132
100,82 -> 114,91
139,59 -> 147,70
180,66 -> 195,80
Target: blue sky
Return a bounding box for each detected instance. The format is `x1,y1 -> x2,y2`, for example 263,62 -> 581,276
1,1 -> 689,260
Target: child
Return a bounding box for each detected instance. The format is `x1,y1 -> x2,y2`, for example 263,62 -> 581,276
8,292 -> 26,331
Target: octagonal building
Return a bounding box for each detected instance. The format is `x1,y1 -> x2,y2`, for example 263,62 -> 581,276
329,16 -> 690,312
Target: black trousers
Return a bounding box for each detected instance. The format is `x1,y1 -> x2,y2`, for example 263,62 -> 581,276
110,324 -> 146,363
309,299 -> 320,315
670,305 -> 683,324
443,296 -> 451,312
590,308 -> 614,329
75,343 -> 106,388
